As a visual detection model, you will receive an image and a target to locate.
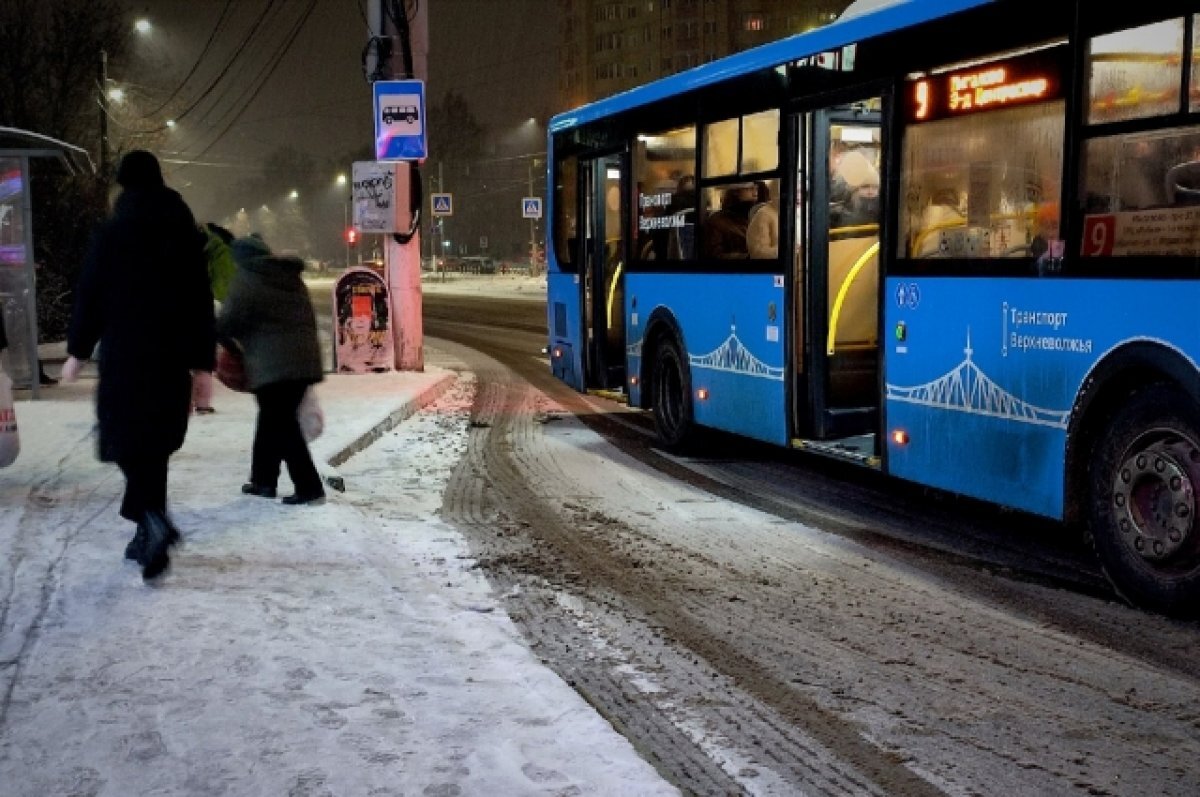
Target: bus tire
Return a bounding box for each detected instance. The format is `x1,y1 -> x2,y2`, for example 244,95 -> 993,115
1088,384 -> 1200,617
652,338 -> 694,449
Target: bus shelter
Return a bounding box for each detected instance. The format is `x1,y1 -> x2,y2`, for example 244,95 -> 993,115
0,128 -> 94,398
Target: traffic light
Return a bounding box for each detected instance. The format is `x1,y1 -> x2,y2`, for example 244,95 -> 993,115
346,227 -> 359,247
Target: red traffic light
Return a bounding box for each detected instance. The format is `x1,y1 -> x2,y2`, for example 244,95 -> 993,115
346,227 -> 359,246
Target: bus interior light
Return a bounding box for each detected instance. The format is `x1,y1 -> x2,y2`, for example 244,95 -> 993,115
891,429 -> 910,446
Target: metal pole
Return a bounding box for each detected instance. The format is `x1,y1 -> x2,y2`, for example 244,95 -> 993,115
439,160 -> 445,282
343,198 -> 349,268
528,158 -> 536,276
98,49 -> 109,179
20,158 -> 38,399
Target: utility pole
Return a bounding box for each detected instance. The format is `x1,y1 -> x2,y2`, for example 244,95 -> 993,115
527,157 -> 537,276
374,0 -> 429,372
98,49 -> 110,179
438,160 -> 446,282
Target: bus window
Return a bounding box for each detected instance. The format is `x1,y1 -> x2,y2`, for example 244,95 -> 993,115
1087,18 -> 1185,125
1082,128 -> 1200,213
699,109 -> 781,260
703,118 -> 739,178
633,125 -> 697,261
901,49 -> 1066,262
553,156 -> 578,270
702,109 -> 780,179
1192,17 -> 1200,113
742,110 -> 780,173
1081,127 -> 1200,255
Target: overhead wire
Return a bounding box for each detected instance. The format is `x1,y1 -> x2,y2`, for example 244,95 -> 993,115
136,0 -> 237,119
159,0 -> 283,127
175,0 -> 322,165
176,0 -> 291,133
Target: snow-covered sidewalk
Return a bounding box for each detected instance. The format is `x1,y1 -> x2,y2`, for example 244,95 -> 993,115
0,369 -> 677,795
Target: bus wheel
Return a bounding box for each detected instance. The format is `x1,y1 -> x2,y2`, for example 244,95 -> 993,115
1089,386 -> 1200,617
652,338 -> 694,449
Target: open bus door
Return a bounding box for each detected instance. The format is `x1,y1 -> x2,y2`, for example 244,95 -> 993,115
794,99 -> 883,454
581,153 -> 628,393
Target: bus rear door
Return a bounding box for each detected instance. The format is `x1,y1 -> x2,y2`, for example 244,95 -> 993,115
794,98 -> 884,452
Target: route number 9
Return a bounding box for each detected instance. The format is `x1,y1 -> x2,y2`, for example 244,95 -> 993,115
1082,215 -> 1116,256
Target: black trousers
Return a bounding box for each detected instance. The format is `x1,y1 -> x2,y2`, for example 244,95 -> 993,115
251,380 -> 321,494
117,454 -> 169,523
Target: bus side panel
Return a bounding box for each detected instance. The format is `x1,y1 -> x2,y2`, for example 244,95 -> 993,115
547,271 -> 584,391
628,273 -> 788,446
883,277 -> 1200,519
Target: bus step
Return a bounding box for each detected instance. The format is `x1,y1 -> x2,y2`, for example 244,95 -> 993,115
791,435 -> 880,468
588,388 -> 628,404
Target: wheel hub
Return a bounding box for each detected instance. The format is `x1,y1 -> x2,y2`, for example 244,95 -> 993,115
1112,442 -> 1196,561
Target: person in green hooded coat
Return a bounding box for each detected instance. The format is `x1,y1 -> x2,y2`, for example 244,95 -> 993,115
191,223 -> 237,414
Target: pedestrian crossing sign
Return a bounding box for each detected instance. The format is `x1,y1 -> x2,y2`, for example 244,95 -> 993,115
431,193 -> 453,216
522,197 -> 542,219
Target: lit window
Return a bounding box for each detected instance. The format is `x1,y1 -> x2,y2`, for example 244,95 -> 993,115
744,13 -> 765,32
1087,18 -> 1184,124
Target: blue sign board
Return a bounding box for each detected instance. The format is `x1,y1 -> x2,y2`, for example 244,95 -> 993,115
373,79 -> 427,161
522,197 -> 542,219
431,193 -> 453,216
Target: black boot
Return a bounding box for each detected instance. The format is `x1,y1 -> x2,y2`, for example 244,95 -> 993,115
124,524 -> 147,561
242,482 -> 277,498
125,520 -> 180,562
139,511 -> 172,580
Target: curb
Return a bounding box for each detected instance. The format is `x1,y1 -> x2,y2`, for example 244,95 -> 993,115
320,372 -> 458,491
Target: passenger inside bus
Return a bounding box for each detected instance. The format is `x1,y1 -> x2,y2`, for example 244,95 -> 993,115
667,174 -> 696,259
829,141 -> 880,229
747,181 -> 779,259
910,187 -> 966,257
701,183 -> 756,258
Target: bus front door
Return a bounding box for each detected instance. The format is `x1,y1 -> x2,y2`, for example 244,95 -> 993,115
799,101 -> 883,443
581,153 -> 628,392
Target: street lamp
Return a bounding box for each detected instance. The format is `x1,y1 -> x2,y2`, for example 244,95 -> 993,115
98,17 -> 157,178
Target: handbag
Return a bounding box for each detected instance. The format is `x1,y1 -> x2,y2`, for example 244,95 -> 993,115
297,386 -> 324,442
0,360 -> 19,468
215,343 -> 248,392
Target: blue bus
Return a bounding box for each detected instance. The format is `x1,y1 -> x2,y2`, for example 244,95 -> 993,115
545,0 -> 1200,617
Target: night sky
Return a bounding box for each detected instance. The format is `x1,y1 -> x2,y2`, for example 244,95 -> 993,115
119,1 -> 557,225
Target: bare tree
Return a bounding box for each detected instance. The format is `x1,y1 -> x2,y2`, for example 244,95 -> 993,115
0,0 -> 129,341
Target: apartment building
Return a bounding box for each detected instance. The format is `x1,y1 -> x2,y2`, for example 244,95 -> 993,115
557,0 -> 853,111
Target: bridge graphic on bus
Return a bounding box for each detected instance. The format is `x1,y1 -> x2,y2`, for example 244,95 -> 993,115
626,328 -> 784,381
886,333 -> 1070,429
690,328 -> 784,381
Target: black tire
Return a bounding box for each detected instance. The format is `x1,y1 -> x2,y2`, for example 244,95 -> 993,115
383,115 -> 393,125
1089,385 -> 1200,617
652,338 -> 695,450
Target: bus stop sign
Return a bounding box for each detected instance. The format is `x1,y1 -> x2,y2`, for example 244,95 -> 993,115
373,79 -> 427,161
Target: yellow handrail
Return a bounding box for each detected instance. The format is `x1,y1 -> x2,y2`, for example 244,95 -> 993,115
606,260 -> 624,327
826,241 -> 880,356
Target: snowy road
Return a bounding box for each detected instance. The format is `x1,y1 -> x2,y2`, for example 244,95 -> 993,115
420,292 -> 1200,797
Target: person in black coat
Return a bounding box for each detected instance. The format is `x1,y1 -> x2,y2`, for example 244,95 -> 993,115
62,150 -> 215,580
217,234 -> 325,505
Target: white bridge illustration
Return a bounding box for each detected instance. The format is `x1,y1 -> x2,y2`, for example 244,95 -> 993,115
886,333 -> 1070,429
691,326 -> 784,380
626,326 -> 784,381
